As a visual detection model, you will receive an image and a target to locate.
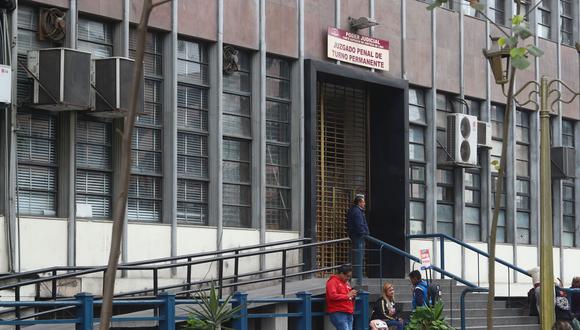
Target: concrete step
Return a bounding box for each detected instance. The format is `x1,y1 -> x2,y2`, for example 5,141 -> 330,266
449,315 -> 539,327
465,324 -> 540,330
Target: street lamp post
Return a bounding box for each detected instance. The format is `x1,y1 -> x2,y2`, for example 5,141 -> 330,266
484,45 -> 580,329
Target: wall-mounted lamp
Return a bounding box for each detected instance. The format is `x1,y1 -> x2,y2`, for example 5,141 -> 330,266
348,16 -> 379,31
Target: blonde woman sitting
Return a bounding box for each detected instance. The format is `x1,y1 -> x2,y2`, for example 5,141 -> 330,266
370,283 -> 406,330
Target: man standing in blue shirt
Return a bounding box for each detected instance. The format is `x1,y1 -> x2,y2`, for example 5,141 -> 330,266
346,194 -> 369,285
409,270 -> 429,310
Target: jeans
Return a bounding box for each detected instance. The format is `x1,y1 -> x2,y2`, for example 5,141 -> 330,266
351,236 -> 364,285
329,312 -> 353,330
387,319 -> 405,330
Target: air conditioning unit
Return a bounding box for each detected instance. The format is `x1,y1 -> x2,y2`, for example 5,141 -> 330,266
447,113 -> 478,166
551,146 -> 575,179
90,57 -> 137,118
27,48 -> 91,111
477,121 -> 492,148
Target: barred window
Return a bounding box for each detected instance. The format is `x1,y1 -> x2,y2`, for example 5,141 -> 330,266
266,57 -> 291,230
129,29 -> 163,222
560,0 -> 573,45
563,179 -> 576,247
516,110 -> 530,243
177,38 -> 209,224
437,169 -> 454,237
562,120 -> 575,148
537,0 -> 551,39
17,113 -> 58,216
76,120 -> 112,219
77,18 -> 113,58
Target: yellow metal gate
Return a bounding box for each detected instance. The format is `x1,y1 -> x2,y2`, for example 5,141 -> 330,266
316,82 -> 368,271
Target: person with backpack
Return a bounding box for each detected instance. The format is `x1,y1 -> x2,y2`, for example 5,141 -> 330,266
369,282 -> 405,330
409,270 -> 429,310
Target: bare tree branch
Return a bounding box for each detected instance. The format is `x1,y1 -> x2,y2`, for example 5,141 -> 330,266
98,0 -> 168,328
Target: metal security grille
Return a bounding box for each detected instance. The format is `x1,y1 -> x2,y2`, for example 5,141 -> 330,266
316,82 -> 367,271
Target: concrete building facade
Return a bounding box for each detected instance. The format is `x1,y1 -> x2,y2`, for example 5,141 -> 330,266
0,0 -> 579,292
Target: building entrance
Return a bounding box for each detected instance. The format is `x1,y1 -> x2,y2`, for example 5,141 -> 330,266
316,82 -> 368,270
304,60 -> 408,278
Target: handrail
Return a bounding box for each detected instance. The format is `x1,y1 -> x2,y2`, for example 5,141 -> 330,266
0,238 -> 347,291
0,237 -> 311,282
460,287 -> 489,330
407,233 -> 531,278
364,235 -> 479,288
3,237 -> 349,325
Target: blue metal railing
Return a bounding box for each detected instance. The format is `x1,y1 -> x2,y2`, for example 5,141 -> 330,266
0,291 -> 371,330
407,233 -> 532,280
365,235 -> 489,330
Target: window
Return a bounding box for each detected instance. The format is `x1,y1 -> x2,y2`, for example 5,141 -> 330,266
266,57 -> 291,230
17,113 -> 58,216
516,111 -> 530,177
516,110 -> 531,244
410,165 -> 426,235
537,0 -> 551,39
176,38 -> 209,224
409,89 -> 426,162
436,93 -> 453,163
560,0 -> 573,45
77,18 -> 113,58
409,88 -> 427,235
563,120 -> 575,147
563,179 -> 576,247
16,7 -> 58,216
490,0 -> 506,25
516,179 -> 531,243
491,105 -> 505,173
17,6 -> 55,102
76,120 -> 112,218
75,18 -> 114,219
465,171 -> 481,241
462,0 -> 477,16
129,29 -> 163,222
437,169 -> 454,237
492,175 -> 507,242
223,49 -> 252,228
513,0 -> 531,17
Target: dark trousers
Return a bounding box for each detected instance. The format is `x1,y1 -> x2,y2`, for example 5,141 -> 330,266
351,236 -> 364,285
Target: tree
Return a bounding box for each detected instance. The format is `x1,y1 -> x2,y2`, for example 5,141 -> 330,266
98,0 -> 172,329
427,1 -> 544,330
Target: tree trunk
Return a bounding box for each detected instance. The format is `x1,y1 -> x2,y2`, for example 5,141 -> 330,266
486,65 -> 517,330
98,1 -> 155,328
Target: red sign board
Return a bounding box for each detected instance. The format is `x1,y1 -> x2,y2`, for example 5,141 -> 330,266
420,248 -> 431,268
327,27 -> 390,71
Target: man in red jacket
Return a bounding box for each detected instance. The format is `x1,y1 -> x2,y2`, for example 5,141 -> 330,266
326,264 -> 358,330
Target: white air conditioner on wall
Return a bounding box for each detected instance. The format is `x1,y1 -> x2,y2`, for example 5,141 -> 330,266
27,48 -> 92,111
447,113 -> 478,166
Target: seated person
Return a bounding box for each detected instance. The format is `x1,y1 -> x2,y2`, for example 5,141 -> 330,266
571,276 -> 580,320
369,282 -> 405,330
